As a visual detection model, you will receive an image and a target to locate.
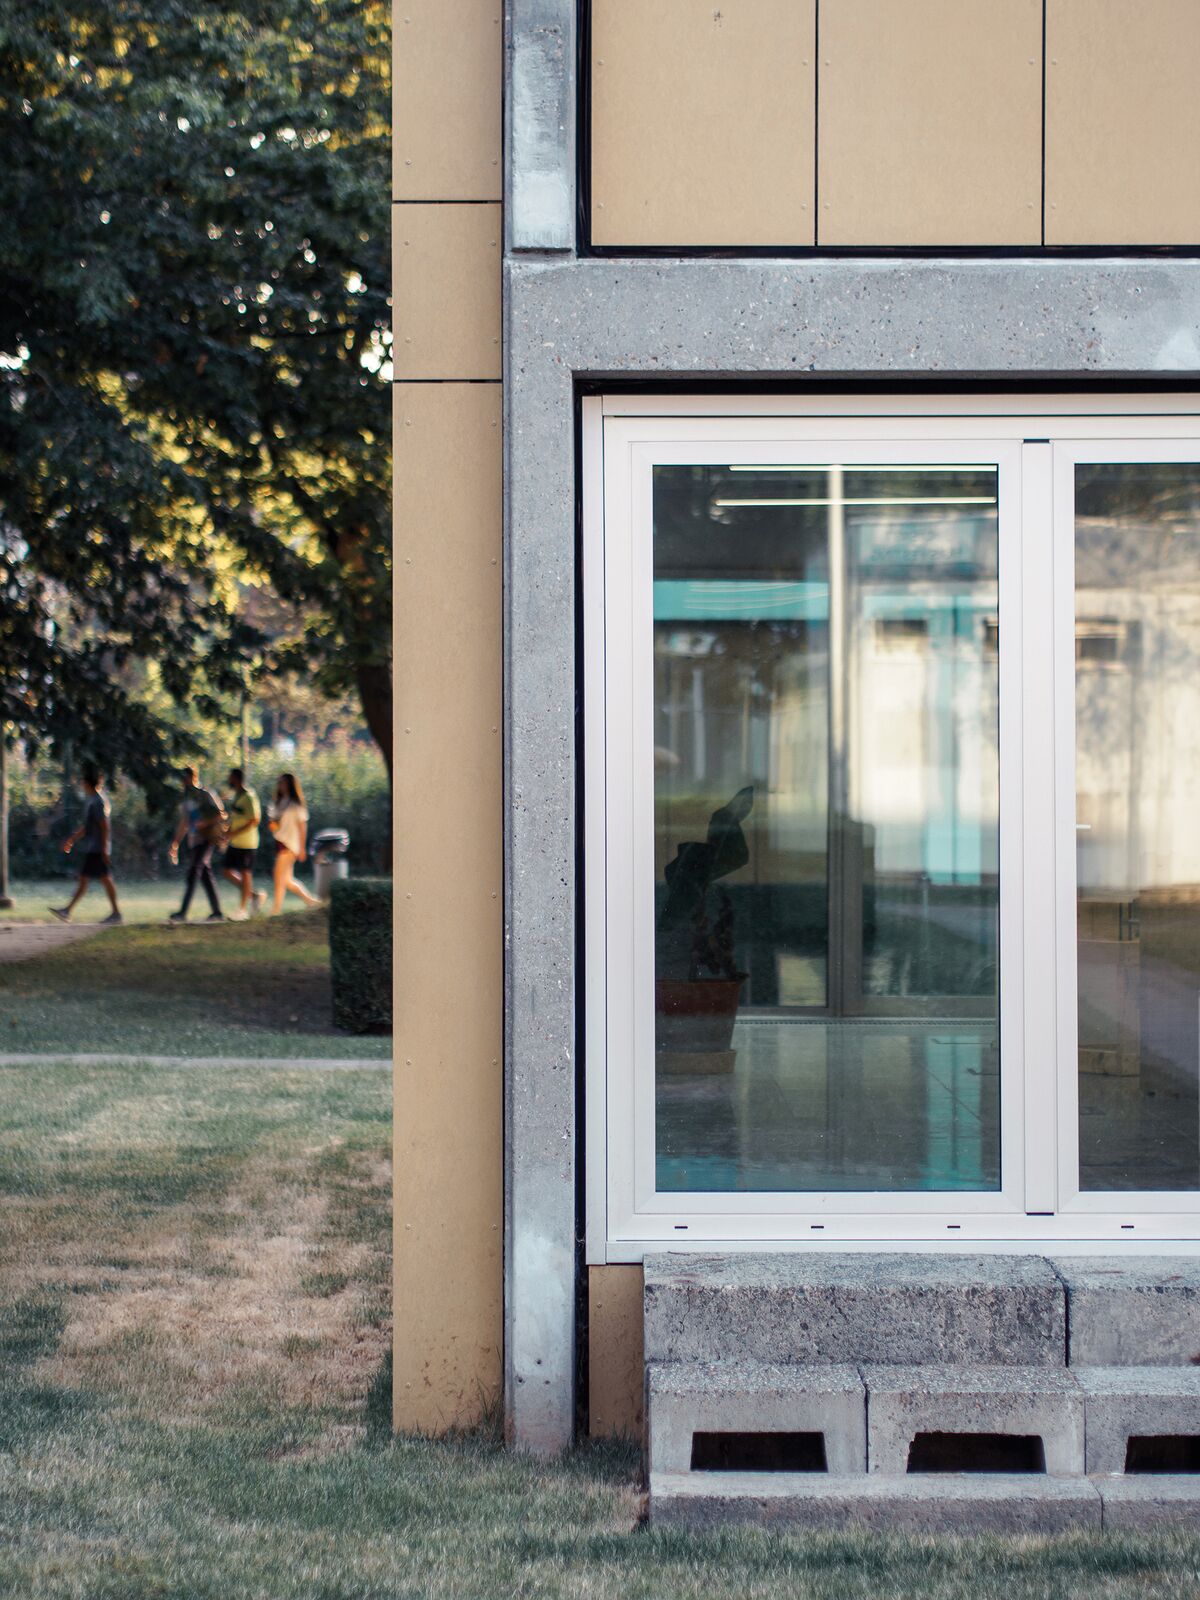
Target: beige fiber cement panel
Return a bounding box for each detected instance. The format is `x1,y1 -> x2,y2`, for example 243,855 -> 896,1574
393,383 -> 502,1431
394,204 -> 501,380
590,0 -> 815,247
1046,0 -> 1200,245
588,1266 -> 645,1438
819,0 -> 1042,246
394,0 -> 502,201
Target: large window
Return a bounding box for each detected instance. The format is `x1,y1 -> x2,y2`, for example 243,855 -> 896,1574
585,399 -> 1200,1258
652,462 -> 1000,1194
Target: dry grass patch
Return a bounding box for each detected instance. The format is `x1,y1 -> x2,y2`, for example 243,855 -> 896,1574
4,1063 -> 1200,1599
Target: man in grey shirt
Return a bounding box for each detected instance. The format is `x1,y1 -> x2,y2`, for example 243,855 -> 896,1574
50,762 -> 123,924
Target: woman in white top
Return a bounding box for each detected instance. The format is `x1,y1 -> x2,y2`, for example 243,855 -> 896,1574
268,773 -> 321,913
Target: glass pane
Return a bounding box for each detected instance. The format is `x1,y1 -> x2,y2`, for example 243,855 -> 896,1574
653,462 -> 1001,1192
1075,462 -> 1200,1192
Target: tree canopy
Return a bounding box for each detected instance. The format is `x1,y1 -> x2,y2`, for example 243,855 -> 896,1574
0,0 -> 391,804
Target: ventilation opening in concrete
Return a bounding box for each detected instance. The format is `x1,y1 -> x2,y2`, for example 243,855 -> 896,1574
690,1431 -> 828,1472
1125,1435 -> 1200,1473
906,1432 -> 1046,1474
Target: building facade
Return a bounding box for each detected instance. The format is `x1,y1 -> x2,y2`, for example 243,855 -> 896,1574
395,0 -> 1200,1515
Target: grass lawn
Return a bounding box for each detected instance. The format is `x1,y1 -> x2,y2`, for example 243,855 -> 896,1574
1,876 -> 313,926
0,887 -> 389,1059
2,1065 -> 1200,1598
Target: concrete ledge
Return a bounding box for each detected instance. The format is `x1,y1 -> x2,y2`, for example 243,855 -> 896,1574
1052,1257 -> 1200,1366
1078,1367 -> 1200,1474
644,1253 -> 1066,1366
648,1361 -> 865,1475
649,1472 -> 1103,1533
1098,1477 -> 1200,1530
865,1365 -> 1084,1476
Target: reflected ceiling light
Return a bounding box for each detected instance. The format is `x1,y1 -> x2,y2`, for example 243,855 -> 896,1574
728,464 -> 998,474
713,496 -> 997,508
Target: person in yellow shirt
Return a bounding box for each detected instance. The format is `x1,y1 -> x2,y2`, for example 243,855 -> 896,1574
221,767 -> 266,919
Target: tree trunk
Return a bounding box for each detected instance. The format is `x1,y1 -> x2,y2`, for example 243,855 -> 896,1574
354,657 -> 393,872
0,738 -> 11,909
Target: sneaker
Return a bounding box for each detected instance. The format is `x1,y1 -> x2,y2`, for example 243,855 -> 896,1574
99,911 -> 123,926
205,911 -> 225,923
251,890 -> 268,916
49,906 -> 70,923
168,911 -> 187,924
228,908 -> 249,922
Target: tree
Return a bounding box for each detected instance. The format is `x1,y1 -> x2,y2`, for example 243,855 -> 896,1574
0,0 -> 391,806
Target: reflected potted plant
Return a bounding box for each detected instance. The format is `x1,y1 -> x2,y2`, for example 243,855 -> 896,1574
655,786 -> 754,1060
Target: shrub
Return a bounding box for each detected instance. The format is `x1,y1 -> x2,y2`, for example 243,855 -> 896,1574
329,878 -> 392,1034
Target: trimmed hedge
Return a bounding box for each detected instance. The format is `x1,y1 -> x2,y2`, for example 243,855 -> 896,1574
329,878 -> 393,1034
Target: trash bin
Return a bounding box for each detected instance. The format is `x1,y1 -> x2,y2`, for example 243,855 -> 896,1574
312,828 -> 350,901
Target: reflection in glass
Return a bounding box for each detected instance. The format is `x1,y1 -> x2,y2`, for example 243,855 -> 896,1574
653,464 -> 1000,1192
1075,462 -> 1200,1191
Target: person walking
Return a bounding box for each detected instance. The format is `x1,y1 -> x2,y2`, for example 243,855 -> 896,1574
167,766 -> 225,923
268,773 -> 320,914
221,767 -> 266,919
49,762 -> 123,925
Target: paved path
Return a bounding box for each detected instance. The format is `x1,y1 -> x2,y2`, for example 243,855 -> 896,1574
0,922 -> 103,964
0,1053 -> 389,1070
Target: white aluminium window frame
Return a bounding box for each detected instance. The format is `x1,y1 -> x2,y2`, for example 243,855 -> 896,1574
582,394 -> 1200,1264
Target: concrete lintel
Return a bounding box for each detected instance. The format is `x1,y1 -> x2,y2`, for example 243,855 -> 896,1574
508,255 -> 1200,378
506,0 -> 575,251
502,254 -> 1200,1452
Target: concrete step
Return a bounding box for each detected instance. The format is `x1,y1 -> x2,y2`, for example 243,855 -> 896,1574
647,1361 -> 866,1476
1078,1366 -> 1200,1473
650,1471 -> 1200,1532
648,1472 -> 1104,1533
1050,1257 -> 1200,1366
644,1252 -> 1067,1367
864,1364 -> 1084,1475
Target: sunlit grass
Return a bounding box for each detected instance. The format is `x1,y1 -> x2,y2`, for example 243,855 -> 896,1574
0,898 -> 389,1059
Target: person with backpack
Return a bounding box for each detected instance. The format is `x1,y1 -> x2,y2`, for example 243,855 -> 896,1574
49,762 -> 123,926
167,766 -> 226,923
220,766 -> 266,919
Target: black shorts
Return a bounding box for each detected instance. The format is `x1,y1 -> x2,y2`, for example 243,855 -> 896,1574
225,846 -> 256,872
81,851 -> 110,879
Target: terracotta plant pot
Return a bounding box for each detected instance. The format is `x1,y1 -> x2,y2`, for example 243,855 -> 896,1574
655,975 -> 746,1054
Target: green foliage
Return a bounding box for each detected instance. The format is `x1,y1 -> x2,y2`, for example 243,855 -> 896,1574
0,0 -> 391,801
328,876 -> 391,1034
